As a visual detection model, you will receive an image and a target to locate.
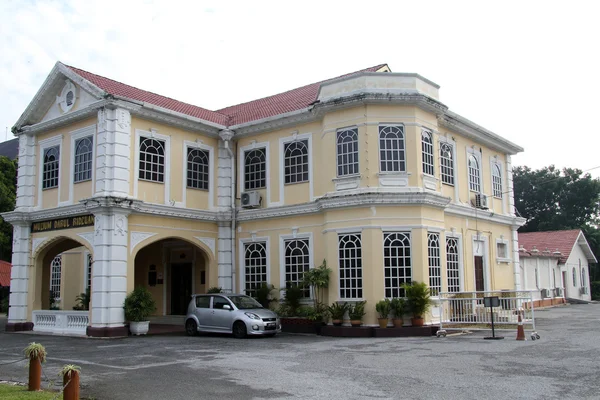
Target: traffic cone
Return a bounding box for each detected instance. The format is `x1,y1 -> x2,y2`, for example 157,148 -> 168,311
516,313 -> 526,341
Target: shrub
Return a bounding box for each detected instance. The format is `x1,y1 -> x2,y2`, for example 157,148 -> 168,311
123,286 -> 156,322
282,284 -> 304,316
73,289 -> 90,311
247,283 -> 277,308
348,301 -> 367,320
375,299 -> 391,319
402,281 -> 432,318
302,259 -> 331,308
328,302 -> 349,320
390,297 -> 406,319
207,287 -> 223,293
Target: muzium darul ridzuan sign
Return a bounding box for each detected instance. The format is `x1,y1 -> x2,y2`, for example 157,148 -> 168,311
31,215 -> 95,233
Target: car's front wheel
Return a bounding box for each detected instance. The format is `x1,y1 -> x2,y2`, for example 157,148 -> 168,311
185,319 -> 198,336
232,321 -> 247,339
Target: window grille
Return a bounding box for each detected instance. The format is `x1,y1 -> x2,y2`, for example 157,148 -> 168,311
428,233 -> 441,296
50,255 -> 62,299
422,130 -> 434,176
139,138 -> 165,182
42,146 -> 60,189
383,232 -> 411,298
74,136 -> 93,183
581,268 -> 586,288
492,163 -> 502,198
244,242 -> 267,295
572,267 -> 577,287
440,142 -> 454,185
244,148 -> 266,190
339,234 -> 363,299
284,239 -> 311,297
336,128 -> 359,176
187,148 -> 209,190
468,154 -> 481,192
284,140 -> 309,184
379,125 -> 405,172
86,254 -> 93,291
446,237 -> 460,293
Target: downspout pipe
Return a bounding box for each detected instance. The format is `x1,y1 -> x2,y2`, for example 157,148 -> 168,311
219,129 -> 236,293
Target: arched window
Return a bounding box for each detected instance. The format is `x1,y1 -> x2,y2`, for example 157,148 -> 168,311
74,136 -> 93,183
284,140 -> 309,184
244,148 -> 266,190
339,234 -> 363,298
572,267 -> 577,287
50,255 -> 62,300
468,155 -> 480,192
42,146 -> 60,189
337,127 -> 359,176
139,137 -> 165,182
492,163 -> 502,198
440,142 -> 454,185
428,233 -> 441,296
284,239 -> 311,297
446,237 -> 460,292
187,148 -> 209,190
383,232 -> 411,298
421,130 -> 434,176
379,125 -> 405,172
243,242 -> 267,295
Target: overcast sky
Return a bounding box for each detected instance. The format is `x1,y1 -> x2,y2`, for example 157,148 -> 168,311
1,0 -> 598,177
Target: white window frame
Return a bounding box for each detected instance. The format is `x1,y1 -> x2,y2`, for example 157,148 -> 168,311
68,125 -> 96,205
445,232 -> 464,293
496,237 -> 511,263
83,251 -> 93,292
336,126 -> 360,177
278,133 -> 313,204
182,140 -> 214,209
466,147 -> 483,194
279,232 -> 314,299
37,134 -> 63,209
472,233 -> 491,291
238,236 -> 271,296
134,129 -> 171,205
439,136 -> 459,201
382,231 -> 412,298
239,141 -> 271,206
428,232 -> 441,297
378,124 -> 406,173
338,232 -> 363,300
581,267 -> 586,288
50,255 -> 62,300
421,130 -> 435,176
491,162 -> 502,198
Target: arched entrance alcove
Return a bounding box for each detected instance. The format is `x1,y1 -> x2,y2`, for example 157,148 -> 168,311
133,237 -> 211,316
32,236 -> 93,315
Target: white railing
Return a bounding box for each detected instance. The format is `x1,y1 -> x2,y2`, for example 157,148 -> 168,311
32,310 -> 89,336
438,290 -> 536,332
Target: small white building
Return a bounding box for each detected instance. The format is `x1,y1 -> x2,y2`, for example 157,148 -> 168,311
518,230 -> 596,304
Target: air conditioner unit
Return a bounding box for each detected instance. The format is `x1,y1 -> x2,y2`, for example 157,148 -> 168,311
241,191 -> 261,208
472,193 -> 489,209
579,287 -> 588,295
555,287 -> 563,297
540,288 -> 549,298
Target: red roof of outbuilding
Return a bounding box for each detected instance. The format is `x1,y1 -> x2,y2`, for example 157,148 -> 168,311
65,63 -> 388,127
518,230 -> 582,264
0,260 -> 11,287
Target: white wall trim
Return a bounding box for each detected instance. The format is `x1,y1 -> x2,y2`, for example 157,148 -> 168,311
489,157 -> 506,214
238,236 -> 271,296
466,146 -> 483,195
239,140 -> 271,207
68,124 -> 97,205
278,232 -> 314,293
472,233 -> 491,291
442,232 -> 465,292
133,129 -> 171,205
495,236 -> 511,264
438,135 -> 459,202
37,134 -> 63,209
278,132 -> 314,204
182,140 -> 214,209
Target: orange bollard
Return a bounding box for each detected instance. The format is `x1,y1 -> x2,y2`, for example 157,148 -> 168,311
28,356 -> 42,391
63,369 -> 80,400
516,313 -> 526,341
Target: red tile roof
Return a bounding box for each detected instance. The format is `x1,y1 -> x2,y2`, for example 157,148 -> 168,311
0,260 -> 11,287
518,230 -> 581,264
66,63 -> 388,127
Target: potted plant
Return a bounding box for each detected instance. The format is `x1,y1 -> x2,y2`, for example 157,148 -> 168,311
307,302 -> 328,334
375,299 -> 391,328
348,301 -> 366,327
73,289 -> 90,311
123,286 -> 157,335
327,302 -> 349,326
402,281 -> 432,327
281,284 -> 303,316
302,259 -> 331,308
390,297 -> 406,328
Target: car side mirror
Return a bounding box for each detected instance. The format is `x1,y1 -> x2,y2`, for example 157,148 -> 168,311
223,304 -> 232,310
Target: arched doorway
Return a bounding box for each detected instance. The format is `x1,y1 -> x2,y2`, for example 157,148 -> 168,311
134,238 -> 211,316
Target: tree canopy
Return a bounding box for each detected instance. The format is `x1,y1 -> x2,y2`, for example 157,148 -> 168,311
0,155 -> 17,262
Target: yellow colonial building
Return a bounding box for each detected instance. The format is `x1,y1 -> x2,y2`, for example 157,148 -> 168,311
2,62 -> 525,336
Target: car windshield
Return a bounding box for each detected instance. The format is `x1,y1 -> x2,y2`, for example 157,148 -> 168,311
228,295 -> 263,310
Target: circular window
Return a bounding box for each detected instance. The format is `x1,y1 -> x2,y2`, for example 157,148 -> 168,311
58,80 -> 77,113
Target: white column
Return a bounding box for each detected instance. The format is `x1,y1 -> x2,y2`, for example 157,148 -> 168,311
217,138 -> 234,292
95,107 -> 131,197
15,134 -> 36,210
8,223 -> 31,324
511,226 -> 521,291
217,221 -> 233,292
90,210 -> 129,329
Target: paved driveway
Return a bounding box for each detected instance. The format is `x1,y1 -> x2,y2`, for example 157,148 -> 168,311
1,304 -> 599,399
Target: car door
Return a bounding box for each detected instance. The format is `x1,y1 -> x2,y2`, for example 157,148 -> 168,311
193,296 -> 211,330
210,296 -> 235,332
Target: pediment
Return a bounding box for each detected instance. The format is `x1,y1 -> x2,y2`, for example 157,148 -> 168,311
14,62 -> 106,131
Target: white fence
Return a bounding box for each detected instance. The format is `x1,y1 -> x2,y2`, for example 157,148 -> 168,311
438,291 -> 536,332
32,310 -> 89,336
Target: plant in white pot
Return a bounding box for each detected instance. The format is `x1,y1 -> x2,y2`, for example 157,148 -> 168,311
124,286 -> 157,335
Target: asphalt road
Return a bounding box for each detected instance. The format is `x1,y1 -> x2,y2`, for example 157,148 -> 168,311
1,304 -> 599,400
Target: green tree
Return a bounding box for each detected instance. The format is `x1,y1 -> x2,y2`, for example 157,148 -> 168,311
0,156 -> 17,262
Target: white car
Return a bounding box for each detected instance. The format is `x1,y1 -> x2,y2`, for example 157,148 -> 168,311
185,294 -> 281,338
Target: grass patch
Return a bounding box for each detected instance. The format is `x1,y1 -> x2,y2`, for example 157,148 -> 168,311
0,383 -> 58,399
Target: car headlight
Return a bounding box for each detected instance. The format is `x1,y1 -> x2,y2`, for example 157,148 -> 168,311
244,312 -> 261,320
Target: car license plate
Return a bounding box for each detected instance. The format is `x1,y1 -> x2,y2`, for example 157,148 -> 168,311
266,323 -> 276,330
